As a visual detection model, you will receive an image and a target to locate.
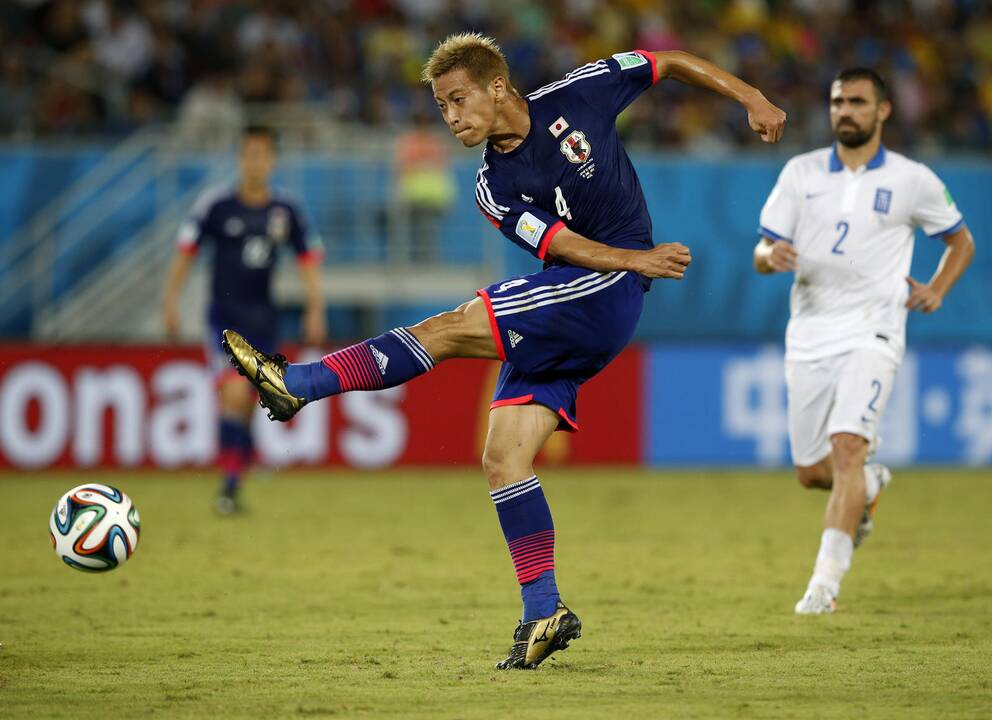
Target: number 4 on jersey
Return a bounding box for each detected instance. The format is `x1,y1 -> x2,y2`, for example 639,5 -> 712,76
555,186 -> 573,220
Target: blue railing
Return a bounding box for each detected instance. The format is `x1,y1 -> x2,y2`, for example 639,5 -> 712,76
1,148 -> 988,342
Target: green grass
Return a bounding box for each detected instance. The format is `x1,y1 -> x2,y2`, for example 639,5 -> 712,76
2,468 -> 990,719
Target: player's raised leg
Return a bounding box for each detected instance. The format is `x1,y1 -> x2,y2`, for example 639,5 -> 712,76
483,403 -> 581,670
221,297 -> 498,420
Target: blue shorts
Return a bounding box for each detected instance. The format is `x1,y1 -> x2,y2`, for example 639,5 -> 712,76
204,323 -> 277,384
478,265 -> 644,432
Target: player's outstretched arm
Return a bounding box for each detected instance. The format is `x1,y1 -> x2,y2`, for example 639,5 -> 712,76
905,226 -> 974,313
546,227 -> 691,280
650,51 -> 786,143
297,260 -> 326,345
161,252 -> 194,340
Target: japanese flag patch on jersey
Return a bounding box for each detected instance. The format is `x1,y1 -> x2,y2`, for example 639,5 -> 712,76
548,116 -> 569,138
515,212 -> 547,248
612,51 -> 647,70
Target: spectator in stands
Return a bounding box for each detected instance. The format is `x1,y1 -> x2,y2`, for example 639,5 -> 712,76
0,0 -> 988,151
392,109 -> 455,263
0,36 -> 34,135
83,0 -> 154,81
38,0 -> 89,54
174,62 -> 245,151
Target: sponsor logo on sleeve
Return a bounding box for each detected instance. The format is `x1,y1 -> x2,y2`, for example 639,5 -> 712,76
873,187 -> 893,214
548,116 -> 569,138
515,212 -> 547,248
944,187 -> 954,206
612,52 -> 647,70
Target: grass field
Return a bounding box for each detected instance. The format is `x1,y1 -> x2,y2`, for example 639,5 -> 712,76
2,468 -> 991,719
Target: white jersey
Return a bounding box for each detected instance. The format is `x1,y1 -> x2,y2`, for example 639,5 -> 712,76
759,145 -> 964,363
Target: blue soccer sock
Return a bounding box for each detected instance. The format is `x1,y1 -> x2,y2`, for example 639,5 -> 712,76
222,473 -> 239,496
283,328 -> 435,402
490,476 -> 561,622
218,417 -> 253,494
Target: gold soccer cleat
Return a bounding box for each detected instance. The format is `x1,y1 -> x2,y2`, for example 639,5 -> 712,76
495,603 -> 582,670
221,330 -> 307,421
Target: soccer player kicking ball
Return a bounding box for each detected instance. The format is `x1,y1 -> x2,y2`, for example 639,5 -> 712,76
755,69 -> 974,614
225,33 -> 785,668
163,125 -> 326,514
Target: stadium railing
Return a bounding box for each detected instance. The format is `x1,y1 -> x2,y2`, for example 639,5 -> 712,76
0,105 -> 502,341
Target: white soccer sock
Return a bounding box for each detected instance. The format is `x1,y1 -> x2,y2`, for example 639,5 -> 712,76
809,528 -> 853,597
863,464 -> 881,504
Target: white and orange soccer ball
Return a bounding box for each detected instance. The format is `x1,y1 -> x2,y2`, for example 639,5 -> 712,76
49,484 -> 140,572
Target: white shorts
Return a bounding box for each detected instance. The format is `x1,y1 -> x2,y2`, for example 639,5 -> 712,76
785,348 -> 899,467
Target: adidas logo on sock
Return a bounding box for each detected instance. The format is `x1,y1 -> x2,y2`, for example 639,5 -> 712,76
370,345 -> 389,374
507,330 -> 524,348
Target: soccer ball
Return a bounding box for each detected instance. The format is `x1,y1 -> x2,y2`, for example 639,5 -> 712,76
49,483 -> 141,572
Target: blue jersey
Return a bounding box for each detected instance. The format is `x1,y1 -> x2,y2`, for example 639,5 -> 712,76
177,185 -> 323,338
475,50 -> 659,286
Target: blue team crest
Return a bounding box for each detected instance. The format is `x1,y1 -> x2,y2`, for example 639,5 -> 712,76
267,207 -> 290,242
560,130 -> 592,164
874,187 -> 893,214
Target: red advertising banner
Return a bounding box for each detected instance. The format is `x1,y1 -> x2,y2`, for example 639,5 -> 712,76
0,344 -> 642,470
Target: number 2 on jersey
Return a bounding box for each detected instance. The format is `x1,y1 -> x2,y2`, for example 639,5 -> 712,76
867,379 -> 882,413
554,186 -> 573,220
832,220 -> 849,255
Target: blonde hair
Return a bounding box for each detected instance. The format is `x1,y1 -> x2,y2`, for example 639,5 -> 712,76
421,32 -> 512,89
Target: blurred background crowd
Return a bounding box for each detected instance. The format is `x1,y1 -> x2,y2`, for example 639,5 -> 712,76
1,0 -> 989,152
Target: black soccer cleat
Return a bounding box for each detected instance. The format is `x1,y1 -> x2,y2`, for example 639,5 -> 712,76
221,329 -> 307,422
495,603 -> 582,670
